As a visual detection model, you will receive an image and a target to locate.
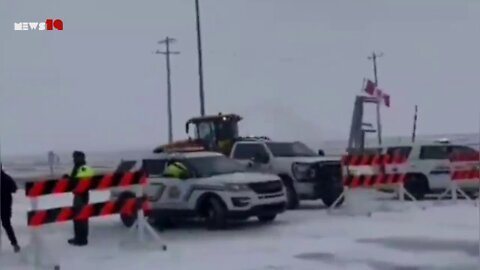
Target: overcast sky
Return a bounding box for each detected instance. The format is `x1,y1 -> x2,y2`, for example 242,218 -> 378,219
0,0 -> 479,156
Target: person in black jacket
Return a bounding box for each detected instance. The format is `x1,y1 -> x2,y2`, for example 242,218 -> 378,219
67,151 -> 95,246
1,166 -> 20,252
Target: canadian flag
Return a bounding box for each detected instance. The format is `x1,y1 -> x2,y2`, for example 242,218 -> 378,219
364,79 -> 390,107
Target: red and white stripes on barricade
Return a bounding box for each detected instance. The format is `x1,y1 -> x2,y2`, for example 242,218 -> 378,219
25,172 -> 149,226
329,152 -> 420,213
22,170 -> 165,270
438,153 -> 480,203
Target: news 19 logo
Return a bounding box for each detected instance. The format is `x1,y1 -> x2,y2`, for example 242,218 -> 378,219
14,19 -> 63,31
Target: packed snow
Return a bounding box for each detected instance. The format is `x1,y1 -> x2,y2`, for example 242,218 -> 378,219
1,189 -> 479,270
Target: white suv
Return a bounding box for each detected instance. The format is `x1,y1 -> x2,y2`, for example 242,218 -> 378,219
110,151 -> 287,230
359,141 -> 479,199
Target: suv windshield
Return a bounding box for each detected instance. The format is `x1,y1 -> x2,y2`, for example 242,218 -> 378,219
266,142 -> 316,157
188,155 -> 247,177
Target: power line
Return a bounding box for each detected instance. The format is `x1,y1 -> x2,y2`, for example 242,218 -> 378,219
155,37 -> 180,144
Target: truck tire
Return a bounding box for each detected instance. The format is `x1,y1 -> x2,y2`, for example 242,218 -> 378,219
285,185 -> 300,209
257,214 -> 276,223
279,175 -> 299,209
205,197 -> 228,230
404,174 -> 429,200
119,192 -> 137,228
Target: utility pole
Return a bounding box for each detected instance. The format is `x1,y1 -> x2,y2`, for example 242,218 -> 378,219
368,51 -> 384,146
156,37 -> 180,143
411,105 -> 418,143
195,0 -> 206,116
0,139 -> 3,254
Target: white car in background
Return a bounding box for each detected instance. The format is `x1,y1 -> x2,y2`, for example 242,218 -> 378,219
110,151 -> 287,230
360,140 -> 479,199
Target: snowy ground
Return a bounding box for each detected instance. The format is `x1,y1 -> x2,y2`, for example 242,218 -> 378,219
1,190 -> 479,270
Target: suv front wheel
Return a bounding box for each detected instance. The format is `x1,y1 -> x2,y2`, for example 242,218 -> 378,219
403,174 -> 429,200
280,175 -> 299,209
205,197 -> 228,230
285,185 -> 300,209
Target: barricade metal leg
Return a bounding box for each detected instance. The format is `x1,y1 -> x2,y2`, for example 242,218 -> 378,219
452,182 -> 458,202
328,187 -> 347,210
437,184 -> 453,201
329,183 -> 425,217
399,183 -> 405,202
437,182 -> 474,204
398,183 -> 426,210
21,197 -> 59,270
120,185 -> 166,251
328,187 -> 374,217
455,185 -> 474,204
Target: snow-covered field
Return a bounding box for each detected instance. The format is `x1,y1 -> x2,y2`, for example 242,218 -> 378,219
1,190 -> 479,270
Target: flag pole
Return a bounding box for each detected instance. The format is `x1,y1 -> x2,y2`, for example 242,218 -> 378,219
0,137 -> 3,254
367,51 -> 384,147
477,114 -> 480,264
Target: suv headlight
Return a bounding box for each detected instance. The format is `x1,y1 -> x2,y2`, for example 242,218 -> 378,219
145,183 -> 165,201
225,183 -> 251,192
292,162 -> 316,181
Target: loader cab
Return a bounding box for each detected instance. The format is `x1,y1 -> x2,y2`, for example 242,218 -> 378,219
186,113 -> 242,154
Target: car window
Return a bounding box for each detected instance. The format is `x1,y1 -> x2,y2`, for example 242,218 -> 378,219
449,145 -> 478,159
419,145 -> 449,160
232,143 -> 267,159
142,159 -> 167,175
386,146 -> 412,157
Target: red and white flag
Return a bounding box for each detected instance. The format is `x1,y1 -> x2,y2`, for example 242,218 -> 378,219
363,79 -> 390,107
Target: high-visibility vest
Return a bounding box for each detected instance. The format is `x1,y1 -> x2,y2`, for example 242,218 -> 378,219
164,162 -> 188,179
75,165 -> 95,179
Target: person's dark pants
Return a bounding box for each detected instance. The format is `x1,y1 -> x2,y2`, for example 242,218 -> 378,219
1,197 -> 18,247
72,192 -> 89,243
